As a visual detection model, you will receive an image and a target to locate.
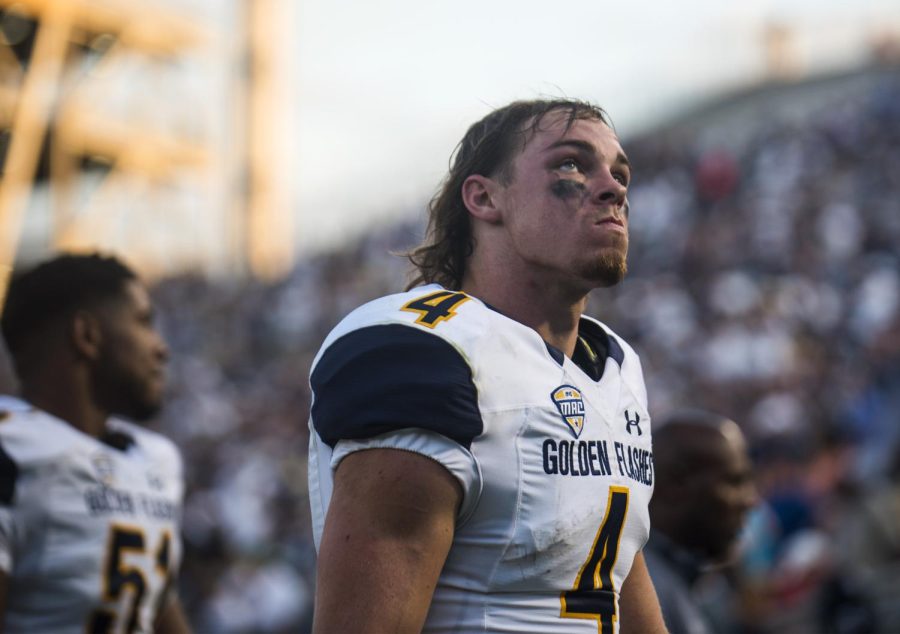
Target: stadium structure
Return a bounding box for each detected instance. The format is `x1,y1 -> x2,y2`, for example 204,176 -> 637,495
0,0 -> 294,305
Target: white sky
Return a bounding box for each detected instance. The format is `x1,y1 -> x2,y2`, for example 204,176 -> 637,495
279,0 -> 900,254
9,0 -> 897,277
98,0 -> 898,272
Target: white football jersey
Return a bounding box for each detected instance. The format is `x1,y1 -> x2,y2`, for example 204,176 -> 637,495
309,285 -> 655,633
0,397 -> 184,634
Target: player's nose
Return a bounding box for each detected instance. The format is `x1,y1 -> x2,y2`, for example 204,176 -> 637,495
591,169 -> 627,207
739,480 -> 759,514
154,334 -> 170,364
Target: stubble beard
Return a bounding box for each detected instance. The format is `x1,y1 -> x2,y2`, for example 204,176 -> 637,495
101,373 -> 163,422
121,392 -> 163,422
582,247 -> 628,288
95,350 -> 163,422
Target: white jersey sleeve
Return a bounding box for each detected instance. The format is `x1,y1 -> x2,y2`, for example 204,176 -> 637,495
308,286 -> 656,633
0,397 -> 29,574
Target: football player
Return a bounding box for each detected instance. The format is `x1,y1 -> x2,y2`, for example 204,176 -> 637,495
308,99 -> 668,633
0,254 -> 190,633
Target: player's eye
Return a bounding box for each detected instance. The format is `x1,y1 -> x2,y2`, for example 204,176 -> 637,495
613,171 -> 629,186
558,159 -> 581,173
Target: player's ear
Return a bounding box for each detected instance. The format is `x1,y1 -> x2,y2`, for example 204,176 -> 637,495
71,310 -> 103,361
462,174 -> 503,224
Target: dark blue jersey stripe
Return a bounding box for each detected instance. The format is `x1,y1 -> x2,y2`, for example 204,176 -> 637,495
311,324 -> 483,450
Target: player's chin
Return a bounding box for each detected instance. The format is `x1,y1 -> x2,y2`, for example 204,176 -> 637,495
129,399 -> 163,422
582,252 -> 628,287
128,386 -> 164,422
708,539 -> 740,563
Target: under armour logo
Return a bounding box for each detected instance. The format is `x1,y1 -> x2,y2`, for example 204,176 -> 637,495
147,472 -> 165,491
624,410 -> 642,436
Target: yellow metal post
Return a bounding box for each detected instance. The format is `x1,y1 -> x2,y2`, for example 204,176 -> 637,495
0,0 -> 73,305
246,0 -> 293,280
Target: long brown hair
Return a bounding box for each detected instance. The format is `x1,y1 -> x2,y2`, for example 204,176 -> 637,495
405,99 -> 611,290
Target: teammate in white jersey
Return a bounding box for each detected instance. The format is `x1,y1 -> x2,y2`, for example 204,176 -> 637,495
308,99 -> 668,633
0,253 -> 190,633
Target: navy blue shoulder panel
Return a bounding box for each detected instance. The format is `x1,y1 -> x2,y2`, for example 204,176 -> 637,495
0,438 -> 18,506
311,324 -> 483,449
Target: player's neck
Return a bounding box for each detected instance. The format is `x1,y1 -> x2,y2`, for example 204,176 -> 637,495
21,377 -> 109,439
463,270 -> 588,358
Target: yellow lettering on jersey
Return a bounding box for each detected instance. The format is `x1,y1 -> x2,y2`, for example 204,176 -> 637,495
561,486 -> 630,633
90,523 -> 171,634
101,523 -> 148,634
401,290 -> 470,328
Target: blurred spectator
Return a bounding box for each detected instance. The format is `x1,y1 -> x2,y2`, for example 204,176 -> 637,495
645,410 -> 758,634
837,446 -> 900,632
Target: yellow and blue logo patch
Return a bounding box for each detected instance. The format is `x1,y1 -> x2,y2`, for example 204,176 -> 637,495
551,384 -> 586,438
90,452 -> 116,486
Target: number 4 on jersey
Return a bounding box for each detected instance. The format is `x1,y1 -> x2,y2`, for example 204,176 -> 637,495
561,486 -> 629,633
401,290 -> 469,328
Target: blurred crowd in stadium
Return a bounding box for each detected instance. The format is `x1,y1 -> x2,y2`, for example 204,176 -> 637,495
2,69 -> 898,632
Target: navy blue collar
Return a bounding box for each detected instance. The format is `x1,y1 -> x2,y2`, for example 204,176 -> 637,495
544,318 -> 624,381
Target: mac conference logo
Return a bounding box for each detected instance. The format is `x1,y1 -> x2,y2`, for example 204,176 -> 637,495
551,385 -> 586,438
90,452 -> 116,486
